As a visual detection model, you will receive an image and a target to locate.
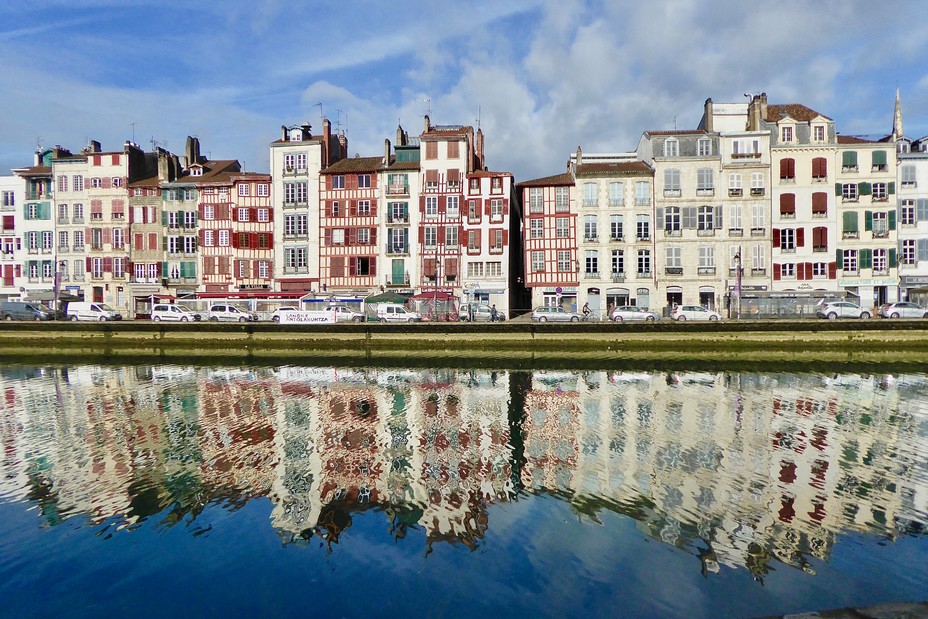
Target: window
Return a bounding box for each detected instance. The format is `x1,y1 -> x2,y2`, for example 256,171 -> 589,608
556,217 -> 570,238
91,228 -> 103,250
698,246 -> 714,271
73,175 -> 84,192
750,172 -> 765,195
529,188 -> 543,212
257,184 -> 269,197
583,183 -> 597,207
331,229 -> 345,245
444,226 -> 457,247
358,174 -> 371,188
486,261 -> 502,277
219,230 -> 230,246
91,178 -> 102,189
42,231 -> 53,251
357,200 -> 372,216
781,126 -> 793,142
237,208 -> 249,222
555,187 -> 569,211
779,158 -> 795,181
779,194 -> 796,218
752,245 -> 766,271
779,228 -> 795,251
296,182 -> 307,203
842,211 -> 859,238
183,236 -> 197,253
584,250 -> 599,276
842,151 -> 858,172
113,227 -> 124,249
663,139 -> 679,157
732,139 -> 760,156
490,199 -> 502,221
844,249 -> 858,273
696,168 -> 714,194
729,173 -> 743,196
285,248 -> 307,268
57,175 -> 68,192
812,192 -> 828,217
296,153 -> 307,171
780,263 -> 795,278
1,191 -> 13,207
902,239 -> 916,264
697,138 -> 712,157
635,181 -> 650,206
812,157 -> 828,180
391,202 -> 408,223
257,208 -> 269,222
425,196 -> 438,216
901,165 -> 917,187
871,211 -> 888,237
332,176 -> 345,189
359,228 -> 371,245
812,226 -> 828,252
665,246 -> 682,269
203,230 -> 214,246
813,125 -> 825,142
557,251 -> 571,272
468,262 -> 483,278
611,249 -> 624,274
530,219 -> 544,239
697,206 -> 714,230
751,203 -> 765,229
584,215 -> 597,241
842,183 -> 858,201
664,169 -> 681,195
638,250 -> 651,275
203,204 -> 214,220
424,226 -> 437,247
901,200 -> 915,225
73,230 -> 84,250
238,184 -> 250,197
871,249 -> 886,273
489,229 -> 503,251
531,251 -> 545,273
609,182 -> 624,206
664,206 -> 681,232
636,214 -> 650,240
610,214 -> 623,240
872,151 -> 888,172
58,231 -> 68,250
813,263 -> 827,277
872,183 -> 888,201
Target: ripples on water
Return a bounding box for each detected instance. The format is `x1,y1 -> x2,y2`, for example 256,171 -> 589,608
2,365 -> 928,605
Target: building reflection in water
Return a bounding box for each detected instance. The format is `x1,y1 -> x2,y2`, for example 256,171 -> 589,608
1,365 -> 927,580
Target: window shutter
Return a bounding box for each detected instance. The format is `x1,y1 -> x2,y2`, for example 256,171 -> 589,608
103,257 -> 113,273
864,210 -> 873,231
484,199 -> 491,216
888,210 -> 896,230
773,263 -> 781,280
812,192 -> 827,213
103,228 -> 112,245
780,194 -> 796,214
843,211 -> 858,232
162,210 -> 168,226
835,183 -> 842,196
370,229 -> 377,245
656,208 -> 663,225
804,263 -> 814,281
889,248 -> 897,267
836,249 -> 844,269
714,205 -> 722,228
796,228 -> 804,247
772,228 -> 780,246
149,233 -> 158,250
779,159 -> 789,178
859,182 -> 871,196
828,262 -> 837,279
324,229 -> 332,246
842,151 -> 857,167
503,199 -> 509,216
872,150 -> 887,166
162,237 -> 168,251
860,249 -> 872,270
888,182 -> 895,195
349,257 -> 357,275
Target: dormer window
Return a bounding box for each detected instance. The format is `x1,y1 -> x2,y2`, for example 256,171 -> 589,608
191,167 -> 202,177
813,125 -> 825,142
781,125 -> 793,143
289,129 -> 303,142
663,138 -> 679,157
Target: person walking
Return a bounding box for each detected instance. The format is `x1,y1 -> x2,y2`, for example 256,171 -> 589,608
490,304 -> 498,322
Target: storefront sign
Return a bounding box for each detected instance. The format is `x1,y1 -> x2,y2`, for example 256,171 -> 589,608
838,278 -> 898,287
901,276 -> 928,285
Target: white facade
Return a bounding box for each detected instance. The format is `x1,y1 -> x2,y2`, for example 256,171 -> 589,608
0,175 -> 24,299
897,140 -> 928,301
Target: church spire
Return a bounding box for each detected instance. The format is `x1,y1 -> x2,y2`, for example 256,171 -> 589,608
893,87 -> 904,141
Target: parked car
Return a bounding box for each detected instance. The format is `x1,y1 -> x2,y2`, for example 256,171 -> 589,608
66,301 -> 123,322
610,306 -> 660,322
375,303 -> 421,323
816,301 -> 871,320
671,305 -> 721,321
879,301 -> 928,319
151,304 -> 201,322
207,304 -> 259,322
459,303 -> 505,322
271,307 -> 300,322
0,300 -> 53,321
531,306 -> 584,322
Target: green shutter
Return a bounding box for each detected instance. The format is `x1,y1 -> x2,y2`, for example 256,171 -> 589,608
842,151 -> 858,167
836,249 -> 844,269
162,261 -> 168,277
872,150 -> 887,166
889,248 -> 897,267
864,210 -> 873,231
40,202 -> 51,220
888,182 -> 895,195
859,182 -> 872,196
162,210 -> 168,226
163,237 -> 168,251
843,211 -> 858,232
835,183 -> 842,196
860,249 -> 872,270
889,210 -> 896,230
23,204 -> 29,220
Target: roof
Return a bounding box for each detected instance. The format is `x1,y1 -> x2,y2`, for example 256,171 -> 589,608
765,104 -> 831,123
576,161 -> 653,176
387,161 -> 420,171
322,156 -> 384,174
12,165 -> 51,177
836,135 -> 891,145
518,172 -> 574,187
469,169 -> 513,178
644,130 -> 706,137
171,160 -> 241,184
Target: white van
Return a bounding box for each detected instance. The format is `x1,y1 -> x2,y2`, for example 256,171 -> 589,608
67,302 -> 123,322
375,303 -> 421,323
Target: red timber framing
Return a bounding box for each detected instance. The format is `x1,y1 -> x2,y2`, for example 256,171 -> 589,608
418,169 -> 463,293
521,179 -> 578,288
198,183 -> 234,292
230,175 -> 273,291
320,161 -> 380,291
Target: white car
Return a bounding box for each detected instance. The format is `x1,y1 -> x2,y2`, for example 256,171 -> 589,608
879,302 -> 928,319
271,307 -> 300,322
531,306 -> 584,322
610,306 -> 660,322
151,304 -> 201,322
671,305 -> 721,321
207,304 -> 259,322
816,301 -> 870,320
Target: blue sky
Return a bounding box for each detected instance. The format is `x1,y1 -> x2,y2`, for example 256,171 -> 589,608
1,0 -> 927,182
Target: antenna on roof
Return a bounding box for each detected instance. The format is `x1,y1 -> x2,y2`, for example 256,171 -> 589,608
673,115 -> 678,131
130,122 -> 136,143
334,108 -> 344,133
314,102 -> 324,122
417,97 -> 431,117
476,105 -> 481,130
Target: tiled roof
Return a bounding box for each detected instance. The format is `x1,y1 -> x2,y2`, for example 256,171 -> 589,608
129,175 -> 161,188
645,130 -> 706,136
12,165 -> 51,177
518,172 -> 574,187
576,161 -> 652,176
837,135 -> 879,144
172,160 -> 241,184
387,161 -> 420,171
469,169 -> 513,178
270,135 -> 325,145
765,104 -> 831,123
322,156 -> 384,174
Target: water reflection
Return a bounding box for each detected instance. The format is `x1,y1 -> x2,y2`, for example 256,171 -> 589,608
1,365 -> 927,580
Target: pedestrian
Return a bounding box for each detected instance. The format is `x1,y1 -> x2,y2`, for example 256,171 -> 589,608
582,302 -> 591,316
491,304 -> 498,322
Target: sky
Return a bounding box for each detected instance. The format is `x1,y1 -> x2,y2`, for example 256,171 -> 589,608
1,0 -> 927,183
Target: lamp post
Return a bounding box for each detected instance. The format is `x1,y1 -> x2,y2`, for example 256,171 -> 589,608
733,249 -> 742,320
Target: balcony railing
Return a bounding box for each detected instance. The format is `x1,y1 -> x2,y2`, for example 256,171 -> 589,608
728,228 -> 743,236
697,267 -> 716,275
665,267 -> 683,275
750,188 -> 765,196
729,188 -> 743,197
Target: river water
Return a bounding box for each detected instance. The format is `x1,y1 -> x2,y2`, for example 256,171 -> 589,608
1,364 -> 926,618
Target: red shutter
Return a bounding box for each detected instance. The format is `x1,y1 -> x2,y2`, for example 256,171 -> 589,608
134,234 -> 143,250
369,201 -> 377,218
503,230 -> 509,245
251,233 -> 258,248
779,159 -> 789,178
369,258 -> 377,276
324,229 -> 332,246
772,229 -> 780,246
103,257 -> 113,273
828,262 -> 837,279
438,196 -> 446,214
349,257 -> 357,275
812,192 -> 827,214
796,228 -> 805,247
484,199 -> 491,216
773,263 -> 781,280
103,228 -> 112,245
148,233 -> 158,250
780,194 -> 795,215
370,229 -> 377,245
348,228 -> 357,245
419,195 -> 426,213
85,257 -> 91,271
232,233 -> 239,249
805,262 -> 814,280
502,199 -> 509,216
418,227 -> 424,243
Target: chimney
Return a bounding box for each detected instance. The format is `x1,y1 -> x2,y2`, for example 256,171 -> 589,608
424,114 -> 431,133
396,124 -> 405,146
475,128 -> 484,170
281,125 -> 288,141
384,138 -> 391,167
157,150 -> 170,181
703,98 -> 714,133
576,145 -> 583,167
322,118 -> 331,166
88,139 -> 101,153
185,136 -> 200,165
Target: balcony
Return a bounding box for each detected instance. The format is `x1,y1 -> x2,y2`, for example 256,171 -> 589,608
611,273 -> 625,283
696,188 -> 714,197
779,212 -> 795,220
637,271 -> 652,278
697,228 -> 716,237
387,216 -> 409,225
583,271 -> 600,279
386,275 -> 411,287
750,228 -> 765,237
635,199 -> 650,206
812,175 -> 827,183
582,200 -> 598,208
635,234 -> 650,242
872,164 -> 888,173
665,267 -> 683,276
728,188 -> 743,197
664,229 -> 682,237
751,268 -> 766,276
750,188 -> 765,196
812,211 -> 828,219
610,235 -> 623,242
583,235 -> 598,243
779,176 -> 795,184
697,267 -> 716,275
663,189 -> 682,198
283,266 -> 309,274
872,230 -> 889,239
728,228 -> 743,237
385,245 -> 409,256
842,165 -> 859,173
842,231 -> 860,239
872,268 -> 889,276
609,200 -> 624,207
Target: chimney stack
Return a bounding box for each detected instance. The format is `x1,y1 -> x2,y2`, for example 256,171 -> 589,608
703,98 -> 714,133
384,138 -> 391,167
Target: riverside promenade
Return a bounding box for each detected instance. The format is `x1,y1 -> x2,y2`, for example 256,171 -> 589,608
1,320 -> 928,370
